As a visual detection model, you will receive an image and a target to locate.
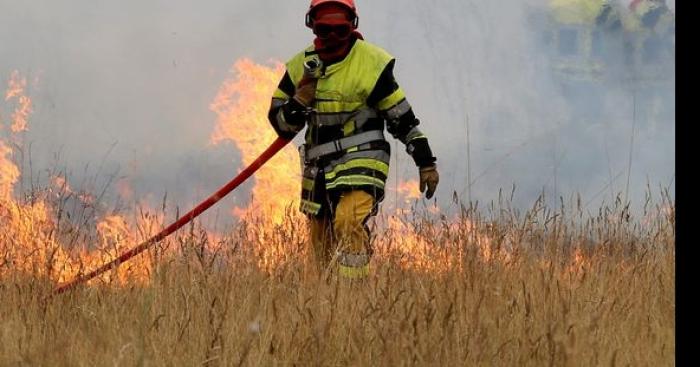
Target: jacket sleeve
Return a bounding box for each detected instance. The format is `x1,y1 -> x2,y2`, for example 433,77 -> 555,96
268,71 -> 308,140
368,60 -> 437,168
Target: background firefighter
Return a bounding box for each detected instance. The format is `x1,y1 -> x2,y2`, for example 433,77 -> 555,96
267,0 -> 439,279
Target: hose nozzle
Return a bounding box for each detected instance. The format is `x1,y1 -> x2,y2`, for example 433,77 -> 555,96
303,55 -> 324,79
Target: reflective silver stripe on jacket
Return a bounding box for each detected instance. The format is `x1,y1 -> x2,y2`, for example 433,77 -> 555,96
310,107 -> 378,128
383,99 -> 412,120
305,130 -> 385,161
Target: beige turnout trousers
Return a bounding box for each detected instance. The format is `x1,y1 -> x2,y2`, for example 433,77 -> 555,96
309,190 -> 375,278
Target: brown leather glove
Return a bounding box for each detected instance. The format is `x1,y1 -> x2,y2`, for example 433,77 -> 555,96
292,77 -> 317,107
419,164 -> 439,199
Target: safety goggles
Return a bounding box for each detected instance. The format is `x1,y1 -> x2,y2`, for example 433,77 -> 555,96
313,23 -> 353,39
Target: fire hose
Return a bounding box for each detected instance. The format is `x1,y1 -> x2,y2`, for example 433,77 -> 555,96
52,137 -> 291,296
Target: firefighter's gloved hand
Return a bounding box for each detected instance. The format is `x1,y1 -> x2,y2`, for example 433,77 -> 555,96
419,164 -> 439,199
292,77 -> 317,107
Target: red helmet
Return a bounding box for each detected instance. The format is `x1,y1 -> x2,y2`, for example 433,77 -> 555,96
305,0 -> 359,29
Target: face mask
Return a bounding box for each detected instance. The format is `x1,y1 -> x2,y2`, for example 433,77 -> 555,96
310,6 -> 356,62
313,34 -> 352,63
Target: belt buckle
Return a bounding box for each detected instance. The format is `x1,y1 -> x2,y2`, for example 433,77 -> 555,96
333,140 -> 343,153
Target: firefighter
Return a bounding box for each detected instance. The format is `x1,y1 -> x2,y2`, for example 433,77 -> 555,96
627,0 -> 674,34
546,0 -> 618,121
267,0 -> 439,279
547,0 -> 614,82
620,0 -> 674,72
628,0 -> 674,58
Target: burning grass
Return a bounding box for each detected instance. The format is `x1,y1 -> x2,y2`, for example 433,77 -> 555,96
0,188 -> 675,366
0,67 -> 674,365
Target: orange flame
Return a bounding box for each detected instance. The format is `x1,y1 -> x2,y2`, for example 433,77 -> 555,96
4,71 -> 24,100
0,141 -> 20,201
396,179 -> 422,200
1,64 -> 540,285
210,59 -> 300,224
4,71 -> 31,133
0,71 -> 158,285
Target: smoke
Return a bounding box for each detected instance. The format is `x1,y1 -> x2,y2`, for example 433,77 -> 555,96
0,0 -> 674,222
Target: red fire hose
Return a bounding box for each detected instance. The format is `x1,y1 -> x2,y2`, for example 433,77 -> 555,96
52,137 -> 291,296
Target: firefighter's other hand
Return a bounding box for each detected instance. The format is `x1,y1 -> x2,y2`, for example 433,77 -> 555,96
419,164 -> 439,199
293,77 -> 316,107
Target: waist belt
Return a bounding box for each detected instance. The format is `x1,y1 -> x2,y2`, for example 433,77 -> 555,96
305,130 -> 385,162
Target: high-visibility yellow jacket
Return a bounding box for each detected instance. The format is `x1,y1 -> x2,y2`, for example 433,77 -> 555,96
268,38 -> 436,216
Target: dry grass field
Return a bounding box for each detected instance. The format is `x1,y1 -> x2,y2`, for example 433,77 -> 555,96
0,67 -> 675,366
0,190 -> 675,366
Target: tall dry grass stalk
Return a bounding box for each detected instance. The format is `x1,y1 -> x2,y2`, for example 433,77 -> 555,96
0,189 -> 674,366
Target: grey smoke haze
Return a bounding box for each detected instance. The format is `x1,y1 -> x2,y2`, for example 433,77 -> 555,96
0,0 -> 674,222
